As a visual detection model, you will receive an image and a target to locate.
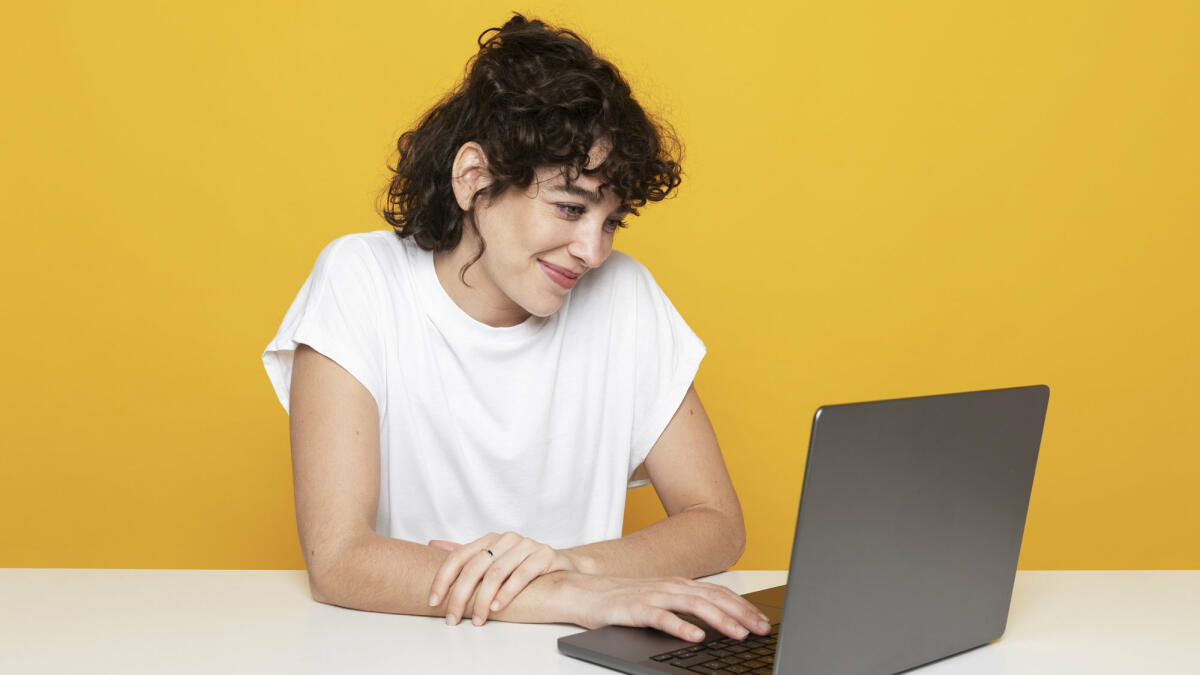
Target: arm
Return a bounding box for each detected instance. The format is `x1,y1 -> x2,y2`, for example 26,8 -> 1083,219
290,346 -> 765,640
562,383 -> 746,578
310,531 -> 574,624
288,343 -> 570,623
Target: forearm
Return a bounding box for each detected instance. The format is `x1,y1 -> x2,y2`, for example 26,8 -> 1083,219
565,506 -> 745,579
312,533 -> 573,624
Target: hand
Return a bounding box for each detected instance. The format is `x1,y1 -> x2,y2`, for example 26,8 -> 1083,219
426,531 -> 579,626
558,573 -> 773,643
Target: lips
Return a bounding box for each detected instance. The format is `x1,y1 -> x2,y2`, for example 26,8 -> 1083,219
539,260 -> 579,278
540,260 -> 579,290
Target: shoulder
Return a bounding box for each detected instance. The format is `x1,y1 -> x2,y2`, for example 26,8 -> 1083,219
311,230 -> 418,290
566,250 -> 674,327
579,249 -> 654,294
569,249 -> 635,309
316,230 -> 403,267
602,248 -> 649,275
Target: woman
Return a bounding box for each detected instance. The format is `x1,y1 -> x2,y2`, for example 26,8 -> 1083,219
262,13 -> 770,643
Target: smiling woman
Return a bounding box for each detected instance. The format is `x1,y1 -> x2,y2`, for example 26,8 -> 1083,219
429,141 -> 628,323
261,12 -> 767,644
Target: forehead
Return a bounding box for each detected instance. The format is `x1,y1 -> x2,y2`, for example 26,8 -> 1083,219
585,137 -> 613,170
526,137 -> 625,207
535,166 -> 628,212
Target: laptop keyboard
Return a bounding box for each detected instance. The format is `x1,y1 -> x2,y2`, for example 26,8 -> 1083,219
648,624 -> 779,674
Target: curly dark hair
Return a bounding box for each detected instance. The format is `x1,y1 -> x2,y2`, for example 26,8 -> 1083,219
377,12 -> 684,282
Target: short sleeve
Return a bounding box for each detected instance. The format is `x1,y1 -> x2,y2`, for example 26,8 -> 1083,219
261,236 -> 386,417
627,258 -> 707,474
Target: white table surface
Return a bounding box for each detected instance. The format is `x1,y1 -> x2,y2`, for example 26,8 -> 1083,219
1,569 -> 1197,674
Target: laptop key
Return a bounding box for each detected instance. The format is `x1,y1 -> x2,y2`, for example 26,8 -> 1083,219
669,653 -> 720,668
751,668 -> 773,675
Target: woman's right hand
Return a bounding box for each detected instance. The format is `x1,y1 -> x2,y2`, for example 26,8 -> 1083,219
555,572 -> 773,643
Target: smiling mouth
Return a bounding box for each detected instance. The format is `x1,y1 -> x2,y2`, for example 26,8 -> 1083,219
539,260 -> 580,278
540,260 -> 579,290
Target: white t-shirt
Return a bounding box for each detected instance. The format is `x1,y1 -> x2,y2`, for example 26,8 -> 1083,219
262,230 -> 705,549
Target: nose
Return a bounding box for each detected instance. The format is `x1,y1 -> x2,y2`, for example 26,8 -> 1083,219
567,217 -> 611,270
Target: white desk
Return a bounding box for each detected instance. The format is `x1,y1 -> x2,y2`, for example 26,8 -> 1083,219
1,570 -> 1197,674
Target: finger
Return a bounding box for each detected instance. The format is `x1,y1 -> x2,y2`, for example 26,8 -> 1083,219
427,540 -> 461,552
660,578 -> 770,636
493,531 -> 524,552
691,582 -> 773,635
657,591 -> 751,641
458,532 -> 523,621
488,545 -> 556,614
641,607 -> 708,643
445,547 -> 504,625
429,534 -> 496,608
471,540 -> 538,623
477,538 -> 556,619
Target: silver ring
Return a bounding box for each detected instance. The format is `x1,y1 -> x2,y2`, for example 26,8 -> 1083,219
485,549 -> 494,558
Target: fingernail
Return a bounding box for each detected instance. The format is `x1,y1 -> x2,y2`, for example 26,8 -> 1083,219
445,614 -> 456,626
690,629 -> 705,641
472,615 -> 483,626
429,594 -> 438,606
758,620 -> 771,633
758,612 -> 769,623
736,626 -> 749,639
491,600 -> 500,611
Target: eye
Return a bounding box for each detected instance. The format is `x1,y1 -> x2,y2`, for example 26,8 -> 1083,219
604,219 -> 628,233
556,204 -> 586,218
557,204 -> 628,233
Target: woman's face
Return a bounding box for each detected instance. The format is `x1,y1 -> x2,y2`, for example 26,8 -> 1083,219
442,140 -> 630,325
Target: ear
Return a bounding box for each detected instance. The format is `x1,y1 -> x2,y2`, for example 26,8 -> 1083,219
451,141 -> 494,212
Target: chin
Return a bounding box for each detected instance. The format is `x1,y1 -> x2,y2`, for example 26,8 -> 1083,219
525,294 -> 566,318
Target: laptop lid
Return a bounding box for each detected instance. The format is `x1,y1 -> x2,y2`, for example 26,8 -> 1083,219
774,384 -> 1049,673
558,384 -> 1049,675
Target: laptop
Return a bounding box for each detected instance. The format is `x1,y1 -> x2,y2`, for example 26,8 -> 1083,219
559,384 -> 1050,675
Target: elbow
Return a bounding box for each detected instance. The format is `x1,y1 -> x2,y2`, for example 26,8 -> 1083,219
308,574 -> 331,605
302,533 -> 369,606
307,549 -> 360,607
693,504 -> 746,573
726,511 -> 747,569
304,539 -> 360,606
307,565 -> 337,605
714,497 -> 747,570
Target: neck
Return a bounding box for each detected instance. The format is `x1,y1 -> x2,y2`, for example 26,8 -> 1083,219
432,232 -> 531,328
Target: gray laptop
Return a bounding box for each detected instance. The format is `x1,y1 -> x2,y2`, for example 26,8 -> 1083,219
559,384 -> 1050,674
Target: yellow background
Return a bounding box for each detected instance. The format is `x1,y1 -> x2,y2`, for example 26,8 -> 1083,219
2,1 -> 1196,570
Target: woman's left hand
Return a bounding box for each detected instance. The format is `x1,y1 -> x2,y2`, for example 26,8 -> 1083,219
427,531 -> 579,626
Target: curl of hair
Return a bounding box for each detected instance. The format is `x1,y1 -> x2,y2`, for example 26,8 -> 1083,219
377,12 -> 684,282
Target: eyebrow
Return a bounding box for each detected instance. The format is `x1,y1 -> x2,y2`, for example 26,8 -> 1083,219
548,182 -> 631,216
